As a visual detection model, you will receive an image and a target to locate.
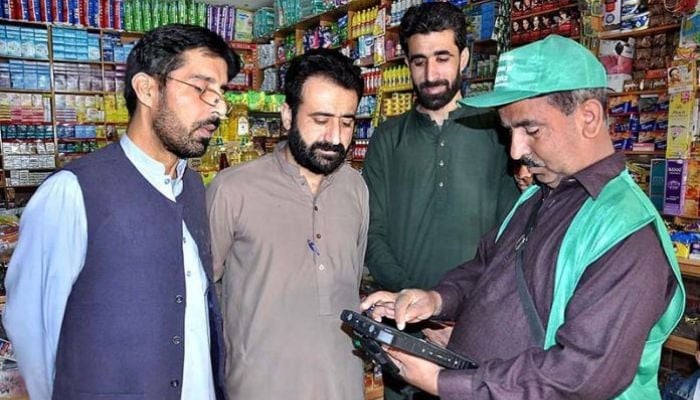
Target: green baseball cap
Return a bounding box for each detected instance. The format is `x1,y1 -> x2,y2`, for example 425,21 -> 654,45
460,35 -> 608,108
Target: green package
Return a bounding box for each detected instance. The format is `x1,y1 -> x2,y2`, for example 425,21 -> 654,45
161,1 -> 170,25
152,0 -> 161,28
124,0 -> 133,31
168,0 -> 178,26
133,0 -> 143,32
196,1 -> 207,27
247,90 -> 265,111
186,0 -> 196,25
178,0 -> 186,24
142,0 -> 152,32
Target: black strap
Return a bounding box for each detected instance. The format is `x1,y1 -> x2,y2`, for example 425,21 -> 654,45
515,190 -> 546,346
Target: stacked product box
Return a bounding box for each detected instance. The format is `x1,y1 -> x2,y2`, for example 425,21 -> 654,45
206,5 -> 253,42
124,0 -> 206,32
649,158 -> 666,211
55,94 -> 105,123
0,92 -> 51,123
299,0 -> 334,19
101,33 -> 136,64
608,93 -> 669,151
0,25 -> 49,59
1,124 -> 53,140
54,62 -> 103,92
52,27 -> 101,61
104,93 -> 128,122
253,7 -> 274,39
4,153 -> 54,169
0,0 -> 124,28
465,1 -> 497,41
275,0 -> 300,28
663,159 -> 700,217
0,59 -> 51,90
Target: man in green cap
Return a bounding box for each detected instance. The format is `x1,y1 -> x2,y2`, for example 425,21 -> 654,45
361,35 -> 685,399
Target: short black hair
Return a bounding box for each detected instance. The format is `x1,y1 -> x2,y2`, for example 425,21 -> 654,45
399,2 -> 468,56
124,24 -> 241,116
284,48 -> 363,116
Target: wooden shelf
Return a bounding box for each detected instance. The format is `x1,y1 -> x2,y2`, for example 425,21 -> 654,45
678,259 -> 700,278
54,90 -> 109,95
609,89 -> 667,97
623,150 -> 665,156
0,54 -> 50,62
597,24 -> 681,40
668,214 -> 700,220
384,56 -> 405,64
664,334 -> 698,356
381,86 -> 413,94
53,58 -> 103,65
464,0 -> 497,8
274,0 -> 381,36
512,3 -> 578,22
248,111 -> 281,117
471,38 -> 497,47
0,88 -> 51,94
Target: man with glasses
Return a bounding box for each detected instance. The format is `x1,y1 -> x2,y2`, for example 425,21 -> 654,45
4,24 -> 239,400
207,48 -> 367,399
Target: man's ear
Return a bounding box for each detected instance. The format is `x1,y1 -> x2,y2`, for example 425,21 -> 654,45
281,102 -> 292,131
577,98 -> 605,139
460,47 -> 470,72
131,72 -> 157,108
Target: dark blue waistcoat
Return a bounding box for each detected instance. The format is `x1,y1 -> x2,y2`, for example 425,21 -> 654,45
52,143 -> 225,400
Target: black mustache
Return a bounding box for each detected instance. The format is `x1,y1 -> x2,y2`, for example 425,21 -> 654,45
419,80 -> 450,90
312,142 -> 345,153
520,157 -> 544,168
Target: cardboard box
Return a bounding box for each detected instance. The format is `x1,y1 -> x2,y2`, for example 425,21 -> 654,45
664,159 -> 687,216
649,158 -> 666,211
234,8 -> 253,42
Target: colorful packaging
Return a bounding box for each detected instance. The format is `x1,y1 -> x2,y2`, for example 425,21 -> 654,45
648,159 -> 665,211
664,159 -> 687,216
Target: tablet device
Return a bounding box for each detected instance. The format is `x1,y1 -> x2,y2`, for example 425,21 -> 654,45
341,309 -> 478,370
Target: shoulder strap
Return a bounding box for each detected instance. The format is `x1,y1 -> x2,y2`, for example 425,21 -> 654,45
514,189 -> 546,345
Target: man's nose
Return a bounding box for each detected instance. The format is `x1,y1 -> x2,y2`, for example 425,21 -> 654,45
510,132 -> 530,161
324,120 -> 341,145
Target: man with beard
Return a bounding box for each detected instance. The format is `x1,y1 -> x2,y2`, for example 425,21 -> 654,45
362,4 -> 518,398
3,24 -> 239,400
362,35 -> 684,400
206,48 -> 367,399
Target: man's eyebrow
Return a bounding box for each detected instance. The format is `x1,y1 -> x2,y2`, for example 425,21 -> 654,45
408,50 -> 453,63
504,119 -> 538,129
190,74 -> 227,91
308,112 -> 356,119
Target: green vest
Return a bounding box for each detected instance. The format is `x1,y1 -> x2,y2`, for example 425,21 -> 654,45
496,170 -> 685,399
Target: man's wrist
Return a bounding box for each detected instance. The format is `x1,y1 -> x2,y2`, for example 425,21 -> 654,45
428,290 -> 443,316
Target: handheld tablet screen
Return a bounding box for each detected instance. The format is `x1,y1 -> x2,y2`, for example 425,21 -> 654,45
340,309 -> 478,370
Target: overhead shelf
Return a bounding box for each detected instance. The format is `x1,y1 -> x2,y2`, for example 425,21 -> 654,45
664,334 -> 698,356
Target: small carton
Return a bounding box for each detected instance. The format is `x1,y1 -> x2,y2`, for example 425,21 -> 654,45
664,159 -> 688,216
649,158 -> 666,211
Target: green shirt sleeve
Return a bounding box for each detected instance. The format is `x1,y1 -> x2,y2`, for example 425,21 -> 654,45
363,125 -> 410,291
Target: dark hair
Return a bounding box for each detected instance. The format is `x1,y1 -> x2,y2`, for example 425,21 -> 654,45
399,2 -> 468,56
284,48 -> 363,116
545,88 -> 608,115
124,24 -> 241,116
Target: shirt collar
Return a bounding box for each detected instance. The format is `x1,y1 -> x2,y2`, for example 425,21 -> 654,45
120,134 -> 187,197
412,104 -> 486,127
274,140 -> 339,184
568,152 -> 626,199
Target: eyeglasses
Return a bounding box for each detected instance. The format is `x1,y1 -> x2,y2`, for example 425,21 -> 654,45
166,76 -> 231,117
